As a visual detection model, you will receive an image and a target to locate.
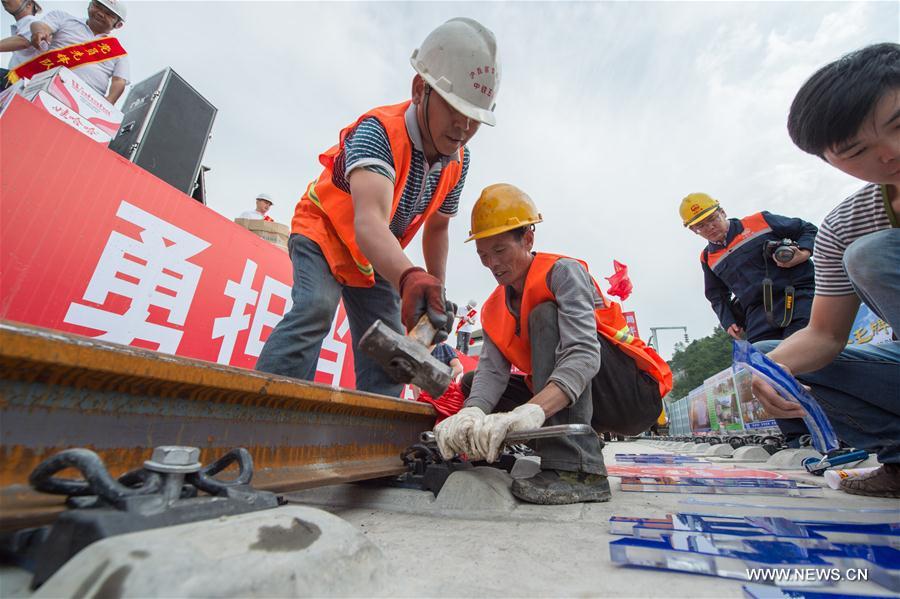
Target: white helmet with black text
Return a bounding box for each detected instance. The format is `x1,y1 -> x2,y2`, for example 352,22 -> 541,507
410,18 -> 500,126
96,0 -> 126,22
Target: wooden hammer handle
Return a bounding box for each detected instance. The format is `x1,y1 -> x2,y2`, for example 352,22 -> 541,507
409,313 -> 440,346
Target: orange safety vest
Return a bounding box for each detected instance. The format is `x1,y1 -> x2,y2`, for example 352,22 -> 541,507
291,101 -> 463,287
701,212 -> 771,270
481,253 -> 673,396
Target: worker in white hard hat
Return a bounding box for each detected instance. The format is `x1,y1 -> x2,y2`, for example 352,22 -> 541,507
257,18 -> 501,397
455,299 -> 479,355
238,193 -> 275,222
0,0 -> 42,89
18,0 -> 129,102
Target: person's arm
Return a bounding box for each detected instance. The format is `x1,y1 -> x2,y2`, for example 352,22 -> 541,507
105,76 -> 126,104
763,212 -> 816,268
422,212 -> 450,283
0,35 -> 30,52
350,169 -> 414,287
751,293 -> 859,417
702,258 -> 741,338
30,19 -> 55,50
770,293 -> 859,373
534,259 -> 602,419
449,357 -> 464,380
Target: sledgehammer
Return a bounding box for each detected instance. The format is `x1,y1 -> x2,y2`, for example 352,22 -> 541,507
358,314 -> 452,397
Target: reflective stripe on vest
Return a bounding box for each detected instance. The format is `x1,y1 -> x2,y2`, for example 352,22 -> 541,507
291,101 -> 463,287
481,253 -> 673,396
702,212 -> 772,274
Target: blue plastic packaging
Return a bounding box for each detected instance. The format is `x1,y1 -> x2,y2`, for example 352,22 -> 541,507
732,340 -> 839,453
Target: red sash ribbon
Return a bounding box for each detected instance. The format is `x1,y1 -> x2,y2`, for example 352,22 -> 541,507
9,37 -> 127,83
456,309 -> 477,332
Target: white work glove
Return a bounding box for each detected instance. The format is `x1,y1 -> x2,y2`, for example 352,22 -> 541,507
472,403 -> 546,463
433,406 -> 486,460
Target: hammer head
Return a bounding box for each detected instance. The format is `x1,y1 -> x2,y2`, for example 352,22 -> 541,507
358,320 -> 452,397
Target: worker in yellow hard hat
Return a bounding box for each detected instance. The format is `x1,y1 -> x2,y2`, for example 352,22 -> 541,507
679,191 -> 819,445
433,184 -> 672,505
256,19 -> 501,396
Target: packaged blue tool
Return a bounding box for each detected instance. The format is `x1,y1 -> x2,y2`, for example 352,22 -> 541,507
608,514 -> 900,548
619,476 -> 824,497
609,536 -> 900,590
732,341 -> 839,454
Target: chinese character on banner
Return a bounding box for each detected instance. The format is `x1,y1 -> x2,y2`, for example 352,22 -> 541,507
847,304 -> 893,346
314,310 -> 350,387
622,311 -> 640,339
244,275 -> 293,358
212,259 -> 260,364
63,201 -> 211,353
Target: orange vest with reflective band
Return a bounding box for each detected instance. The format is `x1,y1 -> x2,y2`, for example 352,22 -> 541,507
481,253 -> 673,396
291,101 -> 463,287
701,212 -> 771,271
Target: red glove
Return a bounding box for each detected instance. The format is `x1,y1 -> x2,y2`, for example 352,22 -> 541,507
398,267 -> 451,341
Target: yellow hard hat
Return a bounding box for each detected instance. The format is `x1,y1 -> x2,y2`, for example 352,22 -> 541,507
679,192 -> 720,228
466,183 -> 543,242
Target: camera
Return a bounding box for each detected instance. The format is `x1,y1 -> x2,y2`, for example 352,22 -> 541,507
765,238 -> 799,263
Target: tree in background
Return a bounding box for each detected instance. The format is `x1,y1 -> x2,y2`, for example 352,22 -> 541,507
667,327 -> 732,401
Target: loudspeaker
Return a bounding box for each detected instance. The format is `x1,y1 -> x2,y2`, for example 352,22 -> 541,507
110,68 -> 217,196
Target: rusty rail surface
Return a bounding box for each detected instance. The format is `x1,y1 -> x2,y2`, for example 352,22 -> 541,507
0,321 -> 435,531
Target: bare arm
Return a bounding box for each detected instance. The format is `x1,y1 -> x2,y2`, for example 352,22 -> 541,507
751,293 -> 859,419
768,294 -> 859,373
422,212 -> 450,282
106,77 -> 126,104
30,21 -> 53,50
349,169 -> 414,287
528,381 -> 570,419
0,35 -> 31,52
449,357 -> 464,380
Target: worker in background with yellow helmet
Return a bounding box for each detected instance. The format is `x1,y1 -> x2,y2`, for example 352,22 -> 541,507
679,192 -> 818,445
256,18 -> 500,396
434,184 -> 672,505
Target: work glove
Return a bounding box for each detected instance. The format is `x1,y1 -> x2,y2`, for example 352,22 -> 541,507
398,267 -> 453,342
433,406 -> 486,460
472,403 -> 546,463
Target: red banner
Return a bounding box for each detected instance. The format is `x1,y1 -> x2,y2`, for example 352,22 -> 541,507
622,311 -> 640,339
0,97 -> 362,389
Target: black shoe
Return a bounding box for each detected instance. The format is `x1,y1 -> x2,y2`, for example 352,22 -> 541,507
511,469 -> 611,505
840,464 -> 900,498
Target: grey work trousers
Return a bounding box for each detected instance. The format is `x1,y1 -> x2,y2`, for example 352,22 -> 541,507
461,302 -> 663,475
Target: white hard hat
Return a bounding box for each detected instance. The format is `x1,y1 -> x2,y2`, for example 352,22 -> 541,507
410,18 -> 500,127
256,193 -> 273,204
96,0 -> 126,21
467,299 -> 478,308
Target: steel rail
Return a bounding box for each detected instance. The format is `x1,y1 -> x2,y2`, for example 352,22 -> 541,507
0,321 -> 435,531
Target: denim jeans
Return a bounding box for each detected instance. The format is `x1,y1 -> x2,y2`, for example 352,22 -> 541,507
456,331 -> 471,354
753,228 -> 900,463
255,234 -> 405,396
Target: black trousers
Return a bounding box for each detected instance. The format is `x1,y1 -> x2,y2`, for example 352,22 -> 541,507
461,302 -> 662,474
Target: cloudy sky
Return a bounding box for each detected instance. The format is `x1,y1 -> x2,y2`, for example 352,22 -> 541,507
4,1 -> 897,358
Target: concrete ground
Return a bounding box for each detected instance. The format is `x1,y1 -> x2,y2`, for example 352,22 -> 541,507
287,440 -> 899,598
2,441 -> 896,597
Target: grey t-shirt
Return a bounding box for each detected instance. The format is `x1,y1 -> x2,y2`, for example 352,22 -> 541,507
465,258 -> 603,413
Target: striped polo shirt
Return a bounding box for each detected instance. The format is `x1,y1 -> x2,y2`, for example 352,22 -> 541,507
813,183 -> 895,295
331,103 -> 470,238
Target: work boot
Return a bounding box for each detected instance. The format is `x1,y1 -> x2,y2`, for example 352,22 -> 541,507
840,464 -> 900,498
511,469 -> 611,505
